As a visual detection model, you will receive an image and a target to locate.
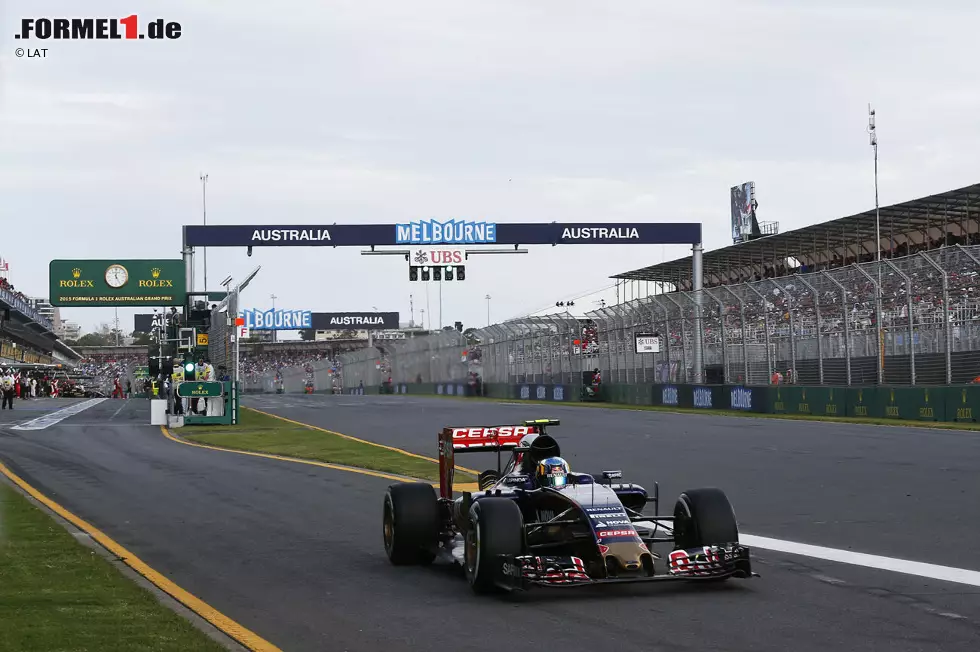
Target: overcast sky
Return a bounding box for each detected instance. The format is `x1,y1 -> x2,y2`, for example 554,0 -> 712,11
2,0 -> 979,337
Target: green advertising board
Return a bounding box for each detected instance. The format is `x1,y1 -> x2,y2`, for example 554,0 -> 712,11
177,381 -> 224,398
49,259 -> 186,307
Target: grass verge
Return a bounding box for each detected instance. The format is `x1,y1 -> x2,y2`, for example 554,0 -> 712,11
0,483 -> 225,652
418,393 -> 980,431
178,408 -> 471,482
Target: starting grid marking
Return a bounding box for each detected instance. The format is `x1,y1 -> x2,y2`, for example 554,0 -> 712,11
10,398 -> 107,430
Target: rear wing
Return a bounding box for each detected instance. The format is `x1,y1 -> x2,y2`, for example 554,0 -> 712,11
438,419 -> 559,499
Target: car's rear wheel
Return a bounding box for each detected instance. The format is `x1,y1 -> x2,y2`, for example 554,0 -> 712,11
464,498 -> 524,594
383,482 -> 440,566
672,487 -> 739,550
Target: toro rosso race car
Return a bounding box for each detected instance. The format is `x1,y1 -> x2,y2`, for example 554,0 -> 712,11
382,419 -> 756,593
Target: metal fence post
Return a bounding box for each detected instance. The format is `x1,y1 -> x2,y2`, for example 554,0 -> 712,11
882,259 -> 914,385
849,263 -> 884,384
663,294 -> 688,382
743,282 -> 771,382
793,274 -> 822,384
919,253 -> 952,384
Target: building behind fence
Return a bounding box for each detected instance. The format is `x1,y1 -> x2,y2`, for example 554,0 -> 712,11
244,245 -> 980,391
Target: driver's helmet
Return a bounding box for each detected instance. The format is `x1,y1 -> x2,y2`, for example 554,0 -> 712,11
536,457 -> 571,488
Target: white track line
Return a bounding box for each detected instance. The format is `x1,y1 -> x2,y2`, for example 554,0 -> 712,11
10,398 -> 107,430
637,521 -> 980,587
740,534 -> 980,588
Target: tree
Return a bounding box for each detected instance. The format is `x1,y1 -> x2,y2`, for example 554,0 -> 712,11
76,332 -> 109,346
131,331 -> 153,346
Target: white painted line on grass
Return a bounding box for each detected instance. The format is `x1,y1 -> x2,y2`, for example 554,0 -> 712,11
10,398 -> 107,430
740,534 -> 980,588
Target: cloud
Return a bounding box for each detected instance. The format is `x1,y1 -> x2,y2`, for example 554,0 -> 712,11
1,0 -> 979,334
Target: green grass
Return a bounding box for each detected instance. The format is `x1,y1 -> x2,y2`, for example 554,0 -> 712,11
178,408 -> 472,482
0,484 -> 225,652
422,393 -> 980,431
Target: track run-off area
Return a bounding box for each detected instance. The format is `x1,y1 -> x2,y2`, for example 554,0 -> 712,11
2,394 -> 979,652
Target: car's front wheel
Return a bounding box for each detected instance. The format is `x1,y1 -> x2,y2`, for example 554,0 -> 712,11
464,498 -> 524,594
672,487 -> 739,549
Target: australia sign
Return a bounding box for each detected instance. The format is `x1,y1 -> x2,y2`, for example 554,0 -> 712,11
311,312 -> 400,330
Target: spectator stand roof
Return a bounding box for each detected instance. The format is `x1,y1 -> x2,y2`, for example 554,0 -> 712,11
612,182 -> 980,289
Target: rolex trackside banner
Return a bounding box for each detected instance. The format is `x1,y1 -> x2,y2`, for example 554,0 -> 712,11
311,312 -> 400,330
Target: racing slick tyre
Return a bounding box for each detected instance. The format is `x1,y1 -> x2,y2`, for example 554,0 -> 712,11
383,482 -> 440,566
672,487 -> 739,550
465,498 -> 524,594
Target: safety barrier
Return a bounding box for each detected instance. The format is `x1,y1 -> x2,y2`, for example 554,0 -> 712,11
259,375 -> 979,424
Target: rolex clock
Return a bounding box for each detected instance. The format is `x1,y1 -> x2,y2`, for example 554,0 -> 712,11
105,264 -> 129,288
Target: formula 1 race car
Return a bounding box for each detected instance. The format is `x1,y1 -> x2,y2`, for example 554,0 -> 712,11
382,419 -> 756,593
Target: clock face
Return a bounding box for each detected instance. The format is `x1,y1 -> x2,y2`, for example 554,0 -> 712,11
105,264 -> 129,288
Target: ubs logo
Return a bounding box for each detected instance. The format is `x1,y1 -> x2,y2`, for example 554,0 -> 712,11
662,386 -> 678,406
536,385 -> 546,400
520,385 -> 530,399
553,386 -> 564,401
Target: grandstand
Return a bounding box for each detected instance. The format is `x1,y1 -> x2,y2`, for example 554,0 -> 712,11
319,183 -> 980,391
1,264 -> 80,368
613,182 -> 980,290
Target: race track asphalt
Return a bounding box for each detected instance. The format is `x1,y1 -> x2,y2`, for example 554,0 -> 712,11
0,395 -> 977,651
246,394 -> 980,568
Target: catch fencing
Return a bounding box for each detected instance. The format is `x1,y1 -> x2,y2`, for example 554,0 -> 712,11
207,290 -> 238,382
331,244 -> 980,389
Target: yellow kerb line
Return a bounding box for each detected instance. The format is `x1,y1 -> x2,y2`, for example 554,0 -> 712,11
243,406 -> 481,475
160,426 -> 482,492
0,460 -> 283,652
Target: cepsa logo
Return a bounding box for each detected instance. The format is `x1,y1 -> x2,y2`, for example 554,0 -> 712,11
15,16 -> 182,41
450,426 -> 535,448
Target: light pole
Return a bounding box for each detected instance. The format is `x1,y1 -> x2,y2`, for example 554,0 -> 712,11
270,293 -> 277,343
868,104 -> 883,383
868,106 -> 880,264
200,173 -> 208,293
485,294 -> 491,326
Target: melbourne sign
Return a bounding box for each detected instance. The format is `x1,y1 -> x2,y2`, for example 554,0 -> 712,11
242,309 -> 312,330
311,312 -> 399,330
49,259 -> 186,307
184,223 -> 702,247
396,220 -> 496,245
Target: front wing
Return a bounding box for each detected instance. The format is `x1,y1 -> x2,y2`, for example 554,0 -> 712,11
494,544 -> 755,590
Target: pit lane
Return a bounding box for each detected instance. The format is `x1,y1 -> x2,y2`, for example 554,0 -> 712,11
0,396 -> 976,651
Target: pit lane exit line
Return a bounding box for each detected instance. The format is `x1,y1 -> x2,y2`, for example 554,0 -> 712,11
739,534 -> 980,588
10,398 -> 106,430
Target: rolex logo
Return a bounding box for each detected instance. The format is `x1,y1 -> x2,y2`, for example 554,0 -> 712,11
151,268 -> 161,278
72,268 -> 81,278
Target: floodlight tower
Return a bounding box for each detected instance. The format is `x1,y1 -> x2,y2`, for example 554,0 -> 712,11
868,104 -> 883,384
